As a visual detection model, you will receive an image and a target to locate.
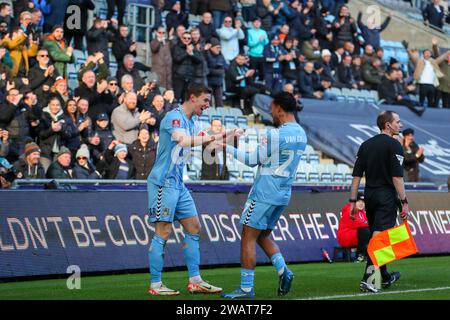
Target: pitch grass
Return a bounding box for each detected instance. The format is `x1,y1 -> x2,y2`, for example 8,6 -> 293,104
1,256 -> 450,300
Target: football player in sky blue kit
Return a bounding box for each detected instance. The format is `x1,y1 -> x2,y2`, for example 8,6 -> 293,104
147,83 -> 226,296
221,92 -> 307,299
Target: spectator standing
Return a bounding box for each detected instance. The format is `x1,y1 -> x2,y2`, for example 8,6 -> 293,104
432,38 -> 450,108
12,141 -> 46,179
209,0 -> 236,29
43,25 -> 75,79
28,49 -> 59,101
129,126 -> 157,180
332,5 -> 357,48
216,16 -> 245,63
43,0 -> 69,33
165,0 -> 189,33
86,18 -> 115,67
64,0 -> 95,51
280,36 -> 298,85
111,92 -> 152,145
112,24 -> 137,66
205,37 -> 226,107
1,27 -> 38,77
247,17 -> 269,81
263,34 -> 286,94
198,12 -> 218,43
401,128 -> 425,182
171,31 -> 203,101
357,11 -> 391,49
150,27 -> 172,90
106,0 -> 126,25
200,119 -> 230,180
423,0 -> 445,30
144,94 -> 166,133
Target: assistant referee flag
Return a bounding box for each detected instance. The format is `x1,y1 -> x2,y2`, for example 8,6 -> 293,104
367,223 -> 418,267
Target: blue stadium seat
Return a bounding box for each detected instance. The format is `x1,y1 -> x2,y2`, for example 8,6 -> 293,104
296,172 -> 307,183
242,171 -> 254,181
309,154 -> 320,164
211,115 -> 223,122
333,173 -> 344,183
308,172 -> 320,183
224,115 -> 236,126
228,170 -> 240,181
237,116 -> 248,128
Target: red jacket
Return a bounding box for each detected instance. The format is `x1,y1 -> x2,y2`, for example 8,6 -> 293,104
337,203 -> 369,248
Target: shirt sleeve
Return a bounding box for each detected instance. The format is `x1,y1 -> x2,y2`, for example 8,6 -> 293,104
352,143 -> 366,177
390,140 -> 404,177
162,112 -> 187,136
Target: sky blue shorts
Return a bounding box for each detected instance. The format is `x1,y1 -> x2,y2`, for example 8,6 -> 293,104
240,199 -> 287,230
148,183 -> 198,223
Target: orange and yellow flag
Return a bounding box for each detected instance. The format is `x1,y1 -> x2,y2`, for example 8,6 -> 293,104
367,223 -> 418,268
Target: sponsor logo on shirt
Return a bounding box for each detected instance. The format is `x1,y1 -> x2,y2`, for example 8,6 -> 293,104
396,154 -> 404,166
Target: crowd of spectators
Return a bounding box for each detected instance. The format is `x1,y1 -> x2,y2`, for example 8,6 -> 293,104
0,0 -> 449,187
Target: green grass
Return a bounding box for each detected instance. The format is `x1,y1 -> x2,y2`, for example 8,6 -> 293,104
1,256 -> 450,300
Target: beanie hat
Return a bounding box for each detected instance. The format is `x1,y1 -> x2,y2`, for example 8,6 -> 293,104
24,142 -> 41,157
76,144 -> 90,160
114,144 -> 128,156
57,146 -> 71,158
321,49 -> 332,57
209,37 -> 220,47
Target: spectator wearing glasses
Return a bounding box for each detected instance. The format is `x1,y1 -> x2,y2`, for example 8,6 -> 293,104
217,16 -> 245,63
73,144 -> 101,179
151,26 -> 173,90
171,31 -> 203,102
28,49 -> 59,100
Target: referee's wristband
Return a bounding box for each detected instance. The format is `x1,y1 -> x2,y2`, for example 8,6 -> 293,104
349,199 -> 357,203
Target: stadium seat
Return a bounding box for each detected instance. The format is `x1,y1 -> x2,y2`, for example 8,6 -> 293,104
333,173 -> 344,183
199,115 -> 210,123
296,172 -> 307,183
228,170 -> 240,181
242,171 -> 254,181
237,116 -> 248,128
309,154 -> 320,164
308,172 -> 320,183
229,108 -> 243,117
224,115 -> 236,127
211,115 -> 223,122
344,173 -> 353,184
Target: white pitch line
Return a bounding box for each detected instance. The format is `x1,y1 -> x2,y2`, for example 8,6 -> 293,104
300,286 -> 450,300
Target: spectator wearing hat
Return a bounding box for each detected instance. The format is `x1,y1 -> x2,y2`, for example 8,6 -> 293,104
150,26 -> 173,90
43,25 -> 75,79
198,12 -> 218,43
0,26 -> 38,77
73,144 -> 101,179
38,97 -> 79,171
46,146 -> 74,179
205,37 -> 226,107
13,141 -> 46,179
401,128 -> 425,182
87,112 -> 114,176
217,16 -> 245,63
337,192 -> 370,262
320,49 -> 336,84
165,0 -> 189,33
129,126 -> 157,180
263,34 -> 287,94
247,17 -> 269,81
111,92 -> 153,145
104,140 -> 135,179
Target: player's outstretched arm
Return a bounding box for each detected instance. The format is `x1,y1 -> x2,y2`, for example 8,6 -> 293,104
173,131 -> 225,148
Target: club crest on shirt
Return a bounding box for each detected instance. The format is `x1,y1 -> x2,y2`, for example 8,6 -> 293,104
172,119 -> 181,128
163,208 -> 170,216
396,154 -> 404,166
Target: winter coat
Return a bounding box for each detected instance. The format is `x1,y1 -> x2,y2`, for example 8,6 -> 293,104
150,38 -> 173,89
44,0 -> 69,28
165,10 -> 189,32
337,203 -> 369,248
206,51 -> 226,87
13,158 -> 46,179
43,35 -> 75,78
216,26 -> 245,62
408,49 -> 446,85
86,25 -> 115,59
73,162 -> 101,179
104,148 -> 135,179
115,66 -> 145,91
198,22 -> 218,43
128,139 -> 157,180
171,41 -> 203,80
362,62 -> 382,90
28,64 -> 60,94
0,34 -> 38,77
378,76 -> 399,104
112,34 -> 136,65
298,70 -> 315,98
38,107 -> 80,159
357,12 -> 390,49
432,44 -> 450,93
46,161 -> 74,179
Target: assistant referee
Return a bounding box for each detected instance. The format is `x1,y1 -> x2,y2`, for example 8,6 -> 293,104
349,110 -> 410,293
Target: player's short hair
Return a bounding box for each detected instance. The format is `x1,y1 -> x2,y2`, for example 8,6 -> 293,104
377,110 -> 397,130
272,92 -> 297,113
185,83 -> 212,100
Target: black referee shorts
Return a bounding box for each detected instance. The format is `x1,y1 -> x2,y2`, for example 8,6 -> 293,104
364,188 -> 398,233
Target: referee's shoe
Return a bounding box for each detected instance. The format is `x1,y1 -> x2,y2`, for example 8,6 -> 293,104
382,271 -> 401,289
